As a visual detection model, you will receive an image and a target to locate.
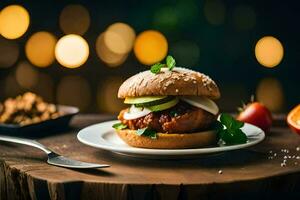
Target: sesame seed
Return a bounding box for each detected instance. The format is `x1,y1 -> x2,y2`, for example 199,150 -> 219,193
269,150 -> 273,154
297,156 -> 300,159
288,156 -> 291,159
274,153 -> 277,157
175,89 -> 179,93
297,147 -> 300,151
218,170 -> 223,174
284,156 -> 287,159
281,163 -> 286,167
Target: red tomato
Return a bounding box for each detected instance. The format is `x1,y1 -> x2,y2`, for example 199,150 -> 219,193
237,102 -> 272,133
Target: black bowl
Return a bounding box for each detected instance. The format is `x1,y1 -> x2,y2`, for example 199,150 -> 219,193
0,105 -> 79,137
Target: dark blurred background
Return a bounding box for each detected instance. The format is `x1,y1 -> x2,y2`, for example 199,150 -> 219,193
0,0 -> 299,114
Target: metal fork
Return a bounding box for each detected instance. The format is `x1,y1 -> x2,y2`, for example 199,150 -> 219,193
0,135 -> 110,169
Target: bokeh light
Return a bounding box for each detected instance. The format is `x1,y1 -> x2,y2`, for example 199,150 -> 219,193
0,37 -> 19,68
0,5 -> 30,39
104,22 -> 136,55
170,41 -> 200,67
134,30 -> 168,65
25,31 -> 57,67
97,77 -> 125,113
55,34 -> 89,68
153,6 -> 178,31
204,0 -> 226,25
255,36 -> 284,68
57,76 -> 91,111
59,4 -> 90,35
96,32 -> 128,67
176,0 -> 199,24
32,73 -> 54,102
256,77 -> 284,111
3,74 -> 22,98
15,61 -> 38,89
233,5 -> 256,31
153,0 -> 198,31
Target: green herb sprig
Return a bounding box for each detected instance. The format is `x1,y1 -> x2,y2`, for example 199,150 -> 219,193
136,127 -> 157,139
215,113 -> 247,145
112,122 -> 127,130
150,55 -> 176,74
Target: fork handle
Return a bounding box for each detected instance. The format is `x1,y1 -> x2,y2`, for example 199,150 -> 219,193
0,135 -> 52,154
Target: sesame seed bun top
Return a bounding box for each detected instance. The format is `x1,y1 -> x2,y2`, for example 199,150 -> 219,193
118,67 -> 221,100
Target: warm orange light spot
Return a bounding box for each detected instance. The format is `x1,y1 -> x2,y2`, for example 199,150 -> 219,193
134,30 -> 168,65
55,34 -> 89,68
15,61 -> 38,89
0,37 -> 19,68
96,33 -> 128,67
256,77 -> 284,111
0,5 -> 30,39
25,32 -> 57,67
59,4 -> 90,35
255,36 -> 284,68
104,22 -> 135,55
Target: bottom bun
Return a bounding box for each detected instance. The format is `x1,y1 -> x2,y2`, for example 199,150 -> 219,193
116,129 -> 217,149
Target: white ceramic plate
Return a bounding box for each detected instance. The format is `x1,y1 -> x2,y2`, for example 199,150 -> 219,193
77,120 -> 265,159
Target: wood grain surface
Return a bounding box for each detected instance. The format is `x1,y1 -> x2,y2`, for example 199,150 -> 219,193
1,114 -> 300,200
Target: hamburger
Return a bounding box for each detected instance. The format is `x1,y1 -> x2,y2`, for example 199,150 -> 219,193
113,65 -> 220,149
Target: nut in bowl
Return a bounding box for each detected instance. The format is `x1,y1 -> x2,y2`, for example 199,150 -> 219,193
0,92 -> 79,136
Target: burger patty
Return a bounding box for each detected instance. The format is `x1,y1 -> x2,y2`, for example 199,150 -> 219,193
118,101 -> 216,133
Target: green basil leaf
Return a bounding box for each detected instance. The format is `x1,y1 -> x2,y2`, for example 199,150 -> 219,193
150,63 -> 165,74
170,110 -> 178,117
136,127 -> 147,135
144,130 -> 157,139
213,121 -> 224,131
136,127 -> 157,139
234,129 -> 247,143
217,113 -> 247,145
220,113 -> 233,129
112,123 -> 127,130
232,119 -> 244,129
166,55 -> 176,70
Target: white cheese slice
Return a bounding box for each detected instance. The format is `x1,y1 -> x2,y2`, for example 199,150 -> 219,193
123,105 -> 152,120
181,96 -> 219,115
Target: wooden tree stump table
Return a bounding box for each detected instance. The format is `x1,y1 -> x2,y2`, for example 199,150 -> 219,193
1,114 -> 300,200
